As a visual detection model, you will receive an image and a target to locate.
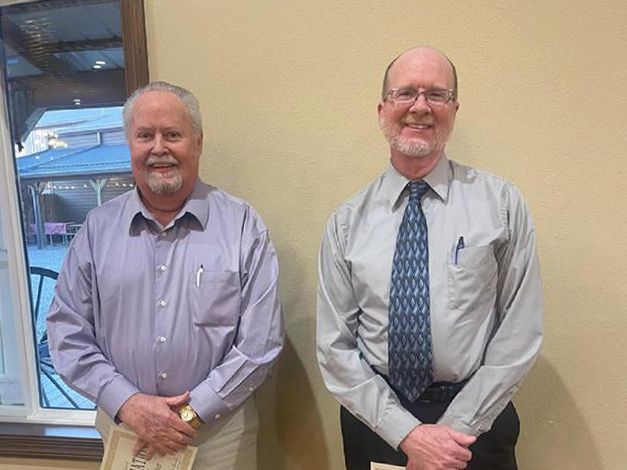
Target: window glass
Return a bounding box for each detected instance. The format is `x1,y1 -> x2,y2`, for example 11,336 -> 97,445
0,0 -> 134,411
0,208 -> 25,407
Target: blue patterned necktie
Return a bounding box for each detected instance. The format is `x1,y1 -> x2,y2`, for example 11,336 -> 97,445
388,180 -> 432,402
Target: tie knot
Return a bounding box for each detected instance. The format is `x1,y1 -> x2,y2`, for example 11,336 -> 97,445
408,180 -> 429,202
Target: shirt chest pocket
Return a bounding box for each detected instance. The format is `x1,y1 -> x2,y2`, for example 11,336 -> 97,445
447,245 -> 498,312
191,271 -> 241,326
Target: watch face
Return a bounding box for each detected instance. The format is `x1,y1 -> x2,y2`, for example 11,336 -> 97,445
180,407 -> 194,421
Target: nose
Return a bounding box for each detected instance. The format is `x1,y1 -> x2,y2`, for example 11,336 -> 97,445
152,133 -> 166,154
408,93 -> 431,113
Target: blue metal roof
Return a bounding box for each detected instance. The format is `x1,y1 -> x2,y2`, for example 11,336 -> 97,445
17,144 -> 131,181
35,107 -> 123,133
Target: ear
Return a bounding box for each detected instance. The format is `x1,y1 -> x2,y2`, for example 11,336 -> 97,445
196,132 -> 204,154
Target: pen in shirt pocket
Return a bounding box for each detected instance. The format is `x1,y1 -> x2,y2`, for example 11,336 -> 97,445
454,236 -> 465,265
196,264 -> 204,287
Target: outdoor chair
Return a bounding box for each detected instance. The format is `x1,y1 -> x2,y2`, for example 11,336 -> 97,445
30,266 -> 84,408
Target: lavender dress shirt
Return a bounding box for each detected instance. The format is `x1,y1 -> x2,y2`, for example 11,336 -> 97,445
47,179 -> 283,425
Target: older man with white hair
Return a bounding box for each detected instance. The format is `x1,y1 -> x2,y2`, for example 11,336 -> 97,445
48,81 -> 283,469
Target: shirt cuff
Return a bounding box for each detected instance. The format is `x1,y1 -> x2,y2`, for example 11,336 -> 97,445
438,414 -> 475,435
374,402 -> 421,449
189,381 -> 232,425
98,375 -> 140,421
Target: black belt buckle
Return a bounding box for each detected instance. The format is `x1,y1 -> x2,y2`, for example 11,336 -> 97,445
379,374 -> 468,405
418,381 -> 466,404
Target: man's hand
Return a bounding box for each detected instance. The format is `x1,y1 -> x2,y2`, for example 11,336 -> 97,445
117,391 -> 197,458
400,424 -> 476,470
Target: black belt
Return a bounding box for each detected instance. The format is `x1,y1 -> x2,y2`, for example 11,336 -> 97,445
417,380 -> 467,403
381,375 -> 468,404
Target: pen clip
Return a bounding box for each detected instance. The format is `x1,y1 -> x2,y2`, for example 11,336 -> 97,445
454,236 -> 465,265
196,264 -> 204,288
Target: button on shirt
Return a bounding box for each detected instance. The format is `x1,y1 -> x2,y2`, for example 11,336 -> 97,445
317,157 -> 543,448
48,179 -> 283,424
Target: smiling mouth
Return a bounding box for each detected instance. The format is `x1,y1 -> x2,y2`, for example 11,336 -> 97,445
147,163 -> 179,177
147,156 -> 178,170
149,163 -> 176,168
405,123 -> 432,130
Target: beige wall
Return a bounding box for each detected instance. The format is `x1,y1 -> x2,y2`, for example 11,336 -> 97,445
142,1 -> 627,469
10,1 -> 625,469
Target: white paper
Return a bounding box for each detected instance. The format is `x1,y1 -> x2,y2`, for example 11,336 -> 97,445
370,463 -> 405,470
100,427 -> 197,470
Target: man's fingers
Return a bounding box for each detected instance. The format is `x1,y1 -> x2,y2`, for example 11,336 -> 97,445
144,423 -> 194,449
152,441 -> 176,456
177,432 -> 194,446
145,446 -> 155,461
448,429 -> 476,448
164,391 -> 190,409
401,424 -> 478,470
452,447 -> 472,464
174,423 -> 197,439
153,438 -> 186,457
118,393 -> 197,454
168,414 -> 197,438
132,439 -> 145,456
446,440 -> 472,463
168,430 -> 194,447
160,433 -> 192,449
153,431 -> 192,451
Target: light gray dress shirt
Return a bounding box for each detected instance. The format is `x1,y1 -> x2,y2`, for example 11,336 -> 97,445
48,179 -> 283,425
317,156 -> 543,448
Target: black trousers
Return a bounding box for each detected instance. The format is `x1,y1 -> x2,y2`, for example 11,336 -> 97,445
341,401 -> 519,470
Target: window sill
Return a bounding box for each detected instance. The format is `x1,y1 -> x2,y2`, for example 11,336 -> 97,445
0,422 -> 103,461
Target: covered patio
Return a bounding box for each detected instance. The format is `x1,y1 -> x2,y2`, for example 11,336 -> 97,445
17,143 -> 133,248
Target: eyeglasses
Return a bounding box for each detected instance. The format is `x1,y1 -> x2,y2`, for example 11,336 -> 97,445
384,88 -> 456,105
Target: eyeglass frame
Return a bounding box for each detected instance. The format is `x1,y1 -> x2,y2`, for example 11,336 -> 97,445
383,88 -> 457,106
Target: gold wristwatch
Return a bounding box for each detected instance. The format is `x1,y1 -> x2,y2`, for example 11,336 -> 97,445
178,404 -> 204,429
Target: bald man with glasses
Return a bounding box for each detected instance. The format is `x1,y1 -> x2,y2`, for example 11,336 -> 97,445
317,46 -> 543,470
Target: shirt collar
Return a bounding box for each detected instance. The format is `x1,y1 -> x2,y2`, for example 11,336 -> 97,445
125,178 -> 209,233
382,154 -> 451,211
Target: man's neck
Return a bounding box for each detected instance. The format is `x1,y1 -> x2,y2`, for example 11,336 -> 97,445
139,191 -> 189,227
390,150 -> 443,181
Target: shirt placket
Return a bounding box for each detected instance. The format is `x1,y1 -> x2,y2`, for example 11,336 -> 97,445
154,226 -> 173,391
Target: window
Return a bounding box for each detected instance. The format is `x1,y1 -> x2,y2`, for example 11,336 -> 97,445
0,0 -> 147,455
0,99 -> 29,415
